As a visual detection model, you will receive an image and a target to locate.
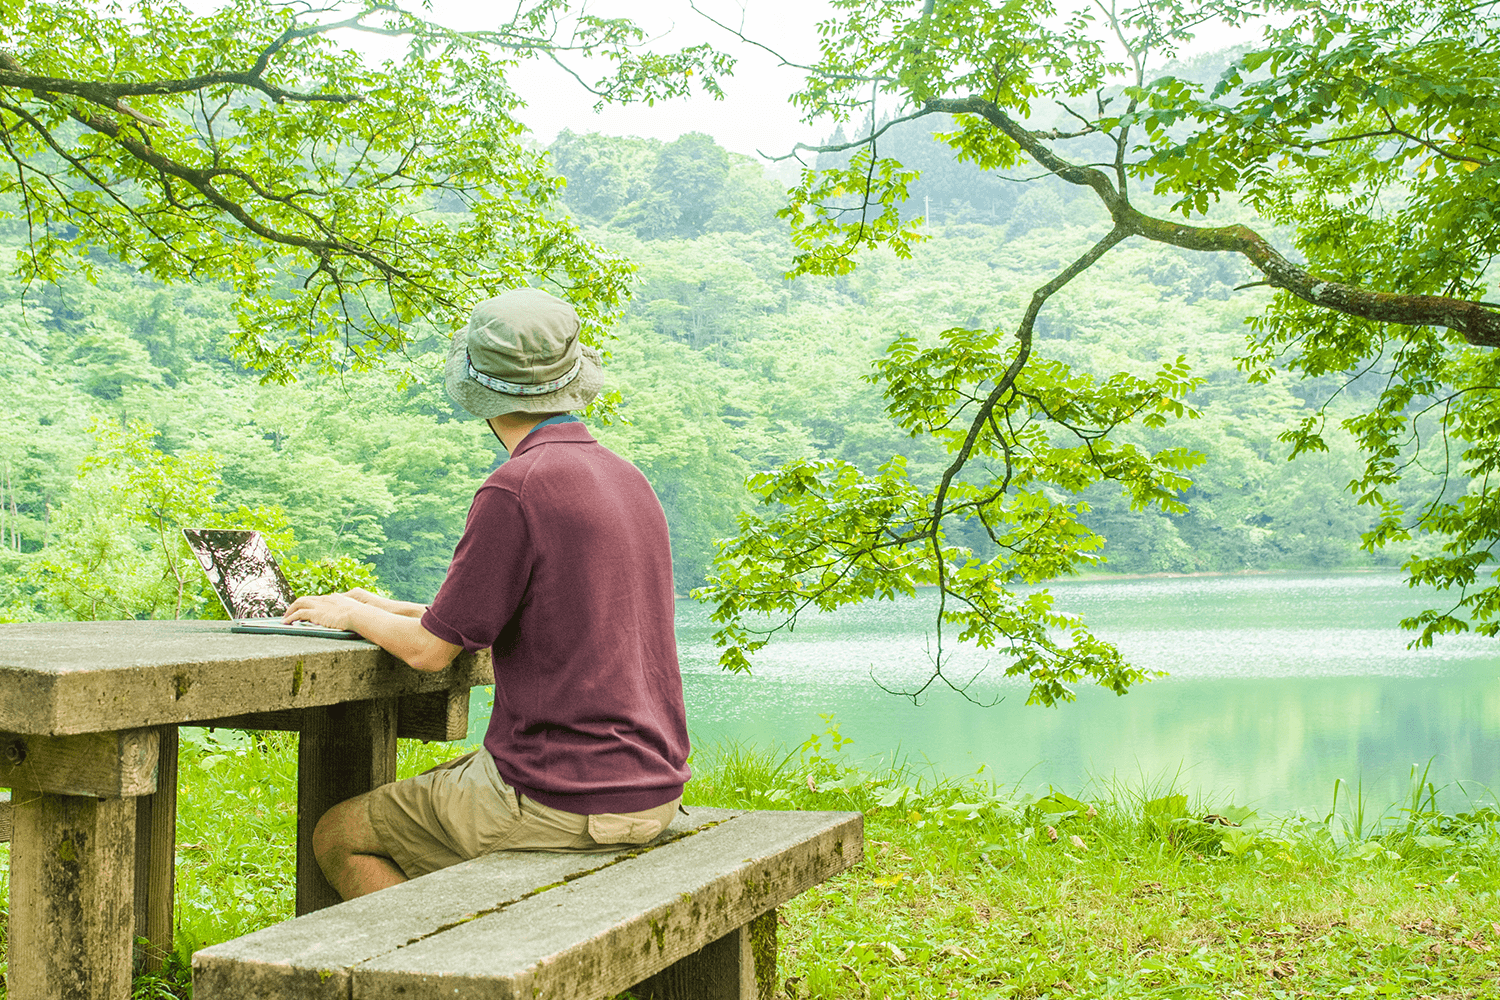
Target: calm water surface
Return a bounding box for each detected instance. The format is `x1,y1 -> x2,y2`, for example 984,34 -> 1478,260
669,572 -> 1500,813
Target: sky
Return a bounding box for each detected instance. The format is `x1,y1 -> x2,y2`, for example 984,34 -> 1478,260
407,0 -> 840,164
409,0 -> 1266,163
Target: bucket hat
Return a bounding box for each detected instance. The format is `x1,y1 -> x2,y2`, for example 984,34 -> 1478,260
445,288 -> 604,419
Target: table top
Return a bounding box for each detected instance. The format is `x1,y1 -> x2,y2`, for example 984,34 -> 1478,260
0,619 -> 492,736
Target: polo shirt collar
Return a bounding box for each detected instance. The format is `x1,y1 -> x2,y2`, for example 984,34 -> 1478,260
510,419 -> 595,459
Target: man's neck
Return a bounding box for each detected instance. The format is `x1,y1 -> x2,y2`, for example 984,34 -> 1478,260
488,412 -> 570,453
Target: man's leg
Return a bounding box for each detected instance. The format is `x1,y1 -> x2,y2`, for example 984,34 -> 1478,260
312,792 -> 408,900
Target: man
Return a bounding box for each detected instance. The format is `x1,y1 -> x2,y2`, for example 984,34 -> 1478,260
285,287 -> 691,900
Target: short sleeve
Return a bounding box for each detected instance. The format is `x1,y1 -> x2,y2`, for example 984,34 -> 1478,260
421,485 -> 531,652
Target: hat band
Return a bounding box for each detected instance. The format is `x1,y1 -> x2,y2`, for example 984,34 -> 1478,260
467,352 -> 583,396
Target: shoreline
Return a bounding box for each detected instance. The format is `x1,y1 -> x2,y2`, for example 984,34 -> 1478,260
1066,565 -> 1399,582
674,565 -> 1403,599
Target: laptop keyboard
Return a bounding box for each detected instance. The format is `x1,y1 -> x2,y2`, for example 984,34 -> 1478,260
240,617 -> 325,628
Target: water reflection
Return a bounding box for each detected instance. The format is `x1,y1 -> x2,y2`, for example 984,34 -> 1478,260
671,572 -> 1500,813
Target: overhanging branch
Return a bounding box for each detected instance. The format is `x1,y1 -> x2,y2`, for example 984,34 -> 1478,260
924,95 -> 1500,348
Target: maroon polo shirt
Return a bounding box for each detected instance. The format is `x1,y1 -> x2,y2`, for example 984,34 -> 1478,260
420,422 -> 691,815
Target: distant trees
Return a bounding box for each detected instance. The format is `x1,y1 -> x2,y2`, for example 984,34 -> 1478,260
697,0 -> 1500,705
0,270 -> 499,619
551,130 -> 780,240
654,132 -> 731,236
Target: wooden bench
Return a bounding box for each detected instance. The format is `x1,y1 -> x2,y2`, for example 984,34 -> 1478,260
193,806 -> 862,1000
0,788 -> 9,843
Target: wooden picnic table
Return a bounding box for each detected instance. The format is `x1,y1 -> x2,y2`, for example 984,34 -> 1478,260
0,619 -> 492,1000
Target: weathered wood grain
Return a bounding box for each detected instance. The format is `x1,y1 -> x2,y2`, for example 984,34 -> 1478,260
0,788 -> 11,842
9,791 -> 137,1000
193,708 -> 304,732
191,687 -> 472,742
0,728 -> 158,797
192,807 -> 743,1000
295,698 -> 399,915
0,619 -> 493,737
192,809 -> 861,1000
134,726 -> 179,972
397,686 -> 472,742
633,911 -> 777,1000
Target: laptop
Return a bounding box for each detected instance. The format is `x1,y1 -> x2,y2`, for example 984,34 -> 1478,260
183,528 -> 361,639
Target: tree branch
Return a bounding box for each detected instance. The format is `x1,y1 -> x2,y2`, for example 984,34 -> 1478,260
925,96 -> 1500,349
0,49 -> 361,108
928,225 -> 1131,537
13,74 -> 423,289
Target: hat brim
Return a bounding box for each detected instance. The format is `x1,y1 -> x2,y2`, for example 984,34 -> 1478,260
445,329 -> 604,419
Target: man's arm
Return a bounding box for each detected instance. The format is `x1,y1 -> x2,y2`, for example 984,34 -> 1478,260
343,587 -> 428,618
283,594 -> 461,672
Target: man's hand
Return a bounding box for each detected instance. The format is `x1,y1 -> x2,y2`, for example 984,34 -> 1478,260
284,592 -> 461,672
284,593 -> 364,630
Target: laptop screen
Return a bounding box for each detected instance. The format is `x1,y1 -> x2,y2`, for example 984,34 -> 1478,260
183,528 -> 296,619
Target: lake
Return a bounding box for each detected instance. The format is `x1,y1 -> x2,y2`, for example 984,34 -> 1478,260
667,572 -> 1500,815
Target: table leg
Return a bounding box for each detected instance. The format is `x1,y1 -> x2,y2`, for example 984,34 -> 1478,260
133,725 -> 179,971
295,698 -> 397,915
8,791 -> 136,1000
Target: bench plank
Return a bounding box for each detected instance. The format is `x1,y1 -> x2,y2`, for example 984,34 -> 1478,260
350,809 -> 862,1000
194,808 -> 863,1000
193,807 -> 744,1000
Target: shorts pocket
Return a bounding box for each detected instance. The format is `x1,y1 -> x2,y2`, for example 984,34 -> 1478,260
586,812 -> 665,845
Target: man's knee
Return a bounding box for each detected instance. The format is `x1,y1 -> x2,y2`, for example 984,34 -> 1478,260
313,793 -> 375,865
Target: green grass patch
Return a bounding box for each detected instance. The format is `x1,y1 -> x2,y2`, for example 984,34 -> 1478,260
1,721 -> 1496,999
678,722 -> 1500,999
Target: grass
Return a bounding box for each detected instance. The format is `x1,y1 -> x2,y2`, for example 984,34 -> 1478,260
696,723 -> 1500,999
1,720 -> 1497,999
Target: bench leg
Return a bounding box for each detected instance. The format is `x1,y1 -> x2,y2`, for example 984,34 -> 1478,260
295,698 -> 397,915
8,791 -> 136,1000
133,725 -> 179,971
633,908 -> 778,1000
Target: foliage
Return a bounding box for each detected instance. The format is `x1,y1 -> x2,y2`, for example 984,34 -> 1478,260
9,415 -> 384,621
24,418 -> 287,619
1151,2 -> 1500,647
696,0 -> 1500,699
282,554 -> 384,602
591,328 -> 752,588
0,0 -> 732,380
551,129 -> 783,239
707,338 -> 1205,705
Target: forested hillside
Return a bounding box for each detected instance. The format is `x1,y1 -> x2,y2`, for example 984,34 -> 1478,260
0,123 -> 1429,618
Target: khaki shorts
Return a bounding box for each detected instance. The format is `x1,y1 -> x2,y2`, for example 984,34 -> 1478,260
367,749 -> 682,879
